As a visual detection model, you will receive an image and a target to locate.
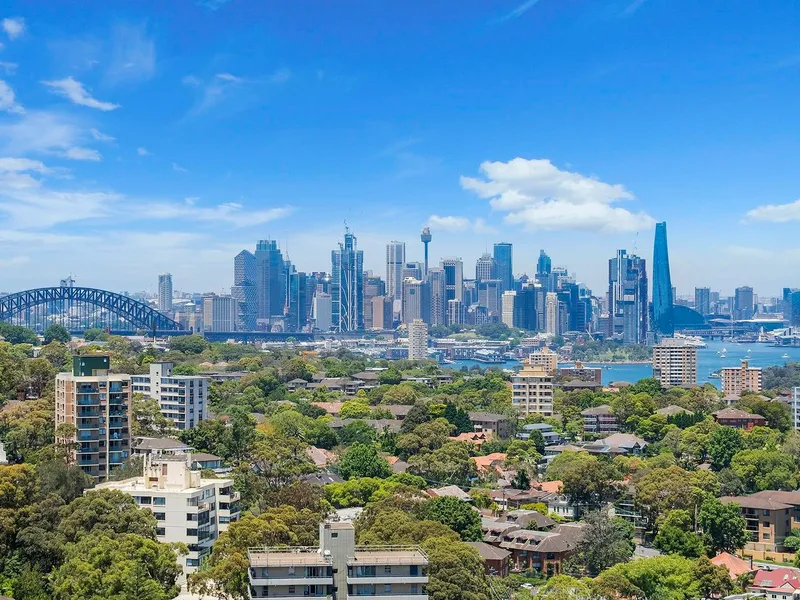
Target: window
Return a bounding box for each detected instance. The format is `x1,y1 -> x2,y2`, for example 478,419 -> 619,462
156,527 -> 165,536
763,533 -> 771,540
154,512 -> 165,521
384,584 -> 391,593
411,585 -> 418,594
187,528 -> 198,537
410,565 -> 418,576
384,566 -> 392,574
186,558 -> 200,567
331,532 -> 338,538
764,521 -> 771,528
154,497 -> 166,506
764,510 -> 771,516
288,566 -> 296,575
289,586 -> 296,594
137,496 -> 152,505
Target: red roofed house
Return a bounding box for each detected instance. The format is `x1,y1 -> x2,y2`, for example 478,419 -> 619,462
712,407 -> 767,431
749,568 -> 800,600
710,552 -> 754,580
472,453 -> 507,476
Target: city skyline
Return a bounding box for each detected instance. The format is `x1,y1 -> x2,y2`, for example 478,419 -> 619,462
3,3 -> 800,295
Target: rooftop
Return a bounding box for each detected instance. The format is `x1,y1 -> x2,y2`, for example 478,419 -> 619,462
712,407 -> 765,420
349,548 -> 428,565
249,548 -> 330,567
720,495 -> 792,510
581,404 -> 614,416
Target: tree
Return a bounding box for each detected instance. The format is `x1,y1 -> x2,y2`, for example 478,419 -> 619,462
634,466 -> 707,527
548,452 -> 619,514
51,532 -> 183,600
422,536 -> 490,600
694,555 -> 734,598
82,328 -> 109,342
730,448 -> 798,492
37,458 -> 93,503
172,363 -> 199,375
338,420 -> 377,446
783,528 -> 800,550
339,399 -> 372,419
592,555 -> 698,600
168,335 -> 210,355
57,489 -> 157,544
708,426 -> 744,470
339,443 -> 391,480
44,323 -> 71,344
653,509 -> 704,558
698,496 -> 748,555
131,394 -> 177,437
532,575 -> 592,600
241,434 -> 316,511
512,469 -> 531,490
378,369 -> 403,385
568,510 -> 634,576
0,322 -> 39,345
420,496 -> 483,541
408,441 -> 477,486
443,403 -> 472,434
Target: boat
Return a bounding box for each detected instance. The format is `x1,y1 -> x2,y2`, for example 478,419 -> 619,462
709,371 -> 721,379
783,353 -> 790,359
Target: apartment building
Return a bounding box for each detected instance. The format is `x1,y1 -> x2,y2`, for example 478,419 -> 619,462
652,339 -> 697,387
248,522 -> 428,600
55,355 -> 131,482
511,365 -> 554,416
581,404 -> 619,435
97,454 -> 240,572
528,348 -> 558,375
721,360 -> 763,396
131,362 -> 209,430
721,491 -> 800,552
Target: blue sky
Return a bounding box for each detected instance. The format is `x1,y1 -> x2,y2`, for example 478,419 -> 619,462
1,0 -> 800,298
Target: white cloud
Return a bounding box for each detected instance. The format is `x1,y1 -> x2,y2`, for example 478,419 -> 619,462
0,80 -> 24,114
216,72 -> 243,82
0,62 -> 17,75
42,77 -> 120,111
197,0 -> 232,10
460,157 -> 654,234
428,214 -> 497,234
0,111 -> 82,156
90,128 -> 115,142
745,199 -> 800,223
63,147 -> 102,161
142,199 -> 294,227
0,256 -> 29,267
181,75 -> 202,87
0,157 -> 50,173
172,162 -> 187,173
1,18 -> 24,40
137,147 -> 150,156
106,23 -> 156,84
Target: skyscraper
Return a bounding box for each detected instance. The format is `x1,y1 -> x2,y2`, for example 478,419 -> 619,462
475,253 -> 496,281
158,273 -> 173,312
421,228 -> 432,279
493,243 -> 513,292
695,287 -> 711,316
608,250 -> 648,343
363,273 -> 385,330
427,267 -> 447,326
386,241 -> 405,301
536,250 -> 552,288
232,250 -> 258,331
478,280 -> 503,317
652,221 -> 674,337
401,278 -> 430,324
331,228 -> 364,331
441,258 -> 464,316
255,240 -> 287,328
501,291 -> 516,327
408,319 -> 429,360
545,292 -> 559,335
734,286 -> 754,320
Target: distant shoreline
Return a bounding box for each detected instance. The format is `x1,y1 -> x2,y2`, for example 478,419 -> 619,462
565,360 -> 653,365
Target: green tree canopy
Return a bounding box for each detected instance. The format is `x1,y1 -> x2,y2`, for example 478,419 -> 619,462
43,323 -> 71,345
698,496 -> 748,555
338,443 -> 392,480
419,496 -> 482,541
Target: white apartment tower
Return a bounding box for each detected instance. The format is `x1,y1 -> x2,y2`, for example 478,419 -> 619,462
408,319 -> 429,360
248,522 -> 428,600
511,365 -> 554,416
652,338 -> 698,387
131,362 -> 209,430
545,292 -> 559,335
501,291 -> 516,328
97,454 -> 240,573
158,273 -> 173,312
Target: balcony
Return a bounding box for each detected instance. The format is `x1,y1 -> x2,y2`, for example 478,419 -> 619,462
248,574 -> 334,586
346,577 -> 428,586
346,595 -> 427,600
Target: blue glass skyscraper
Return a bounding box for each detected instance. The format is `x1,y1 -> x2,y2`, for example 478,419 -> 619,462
493,243 -> 513,292
652,221 -> 674,337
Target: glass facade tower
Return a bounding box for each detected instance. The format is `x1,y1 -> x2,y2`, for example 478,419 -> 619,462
493,243 -> 513,292
652,221 -> 674,337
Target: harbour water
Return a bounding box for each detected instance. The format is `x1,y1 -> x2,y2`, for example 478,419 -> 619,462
449,340 -> 800,387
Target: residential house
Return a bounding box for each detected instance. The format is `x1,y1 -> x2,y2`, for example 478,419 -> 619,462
427,485 -> 472,502
517,423 -> 561,445
748,568 -> 800,600
387,456 -> 409,474
311,401 -> 344,416
190,452 -> 223,471
451,432 -> 491,448
710,552 -> 754,580
286,378 -> 309,392
133,437 -> 193,456
472,453 -> 507,477
721,494 -> 794,552
466,542 -> 512,577
328,419 -> 402,434
469,412 -> 515,439
586,433 -> 648,456
581,405 -> 619,435
497,523 -> 585,576
505,510 -> 556,530
655,405 -> 690,418
712,407 -> 768,431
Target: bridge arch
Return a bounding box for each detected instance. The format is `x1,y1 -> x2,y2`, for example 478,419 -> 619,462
0,287 -> 184,332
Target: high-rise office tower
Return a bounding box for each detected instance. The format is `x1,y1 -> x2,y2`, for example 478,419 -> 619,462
286,268 -> 310,332
734,286 -> 755,320
501,291 -> 516,327
401,278 -> 430,324
652,221 -> 674,337
536,250 -> 552,288
545,292 -> 559,335
695,287 -> 711,316
475,253 -> 496,282
441,258 -> 464,316
56,355 -> 131,482
608,250 -> 648,343
447,299 -> 465,325
232,250 -> 258,330
158,273 -> 173,312
386,241 -> 405,301
331,229 -> 364,332
421,228 -> 432,279
478,280 -> 503,317
407,319 -> 429,360
371,296 -> 393,330
493,243 -> 513,292
792,291 -> 800,327
402,262 -> 423,281
255,240 -> 287,328
203,294 -> 239,332
427,267 -> 447,326
312,292 -> 333,331
363,273 -> 385,330
514,284 -> 539,331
